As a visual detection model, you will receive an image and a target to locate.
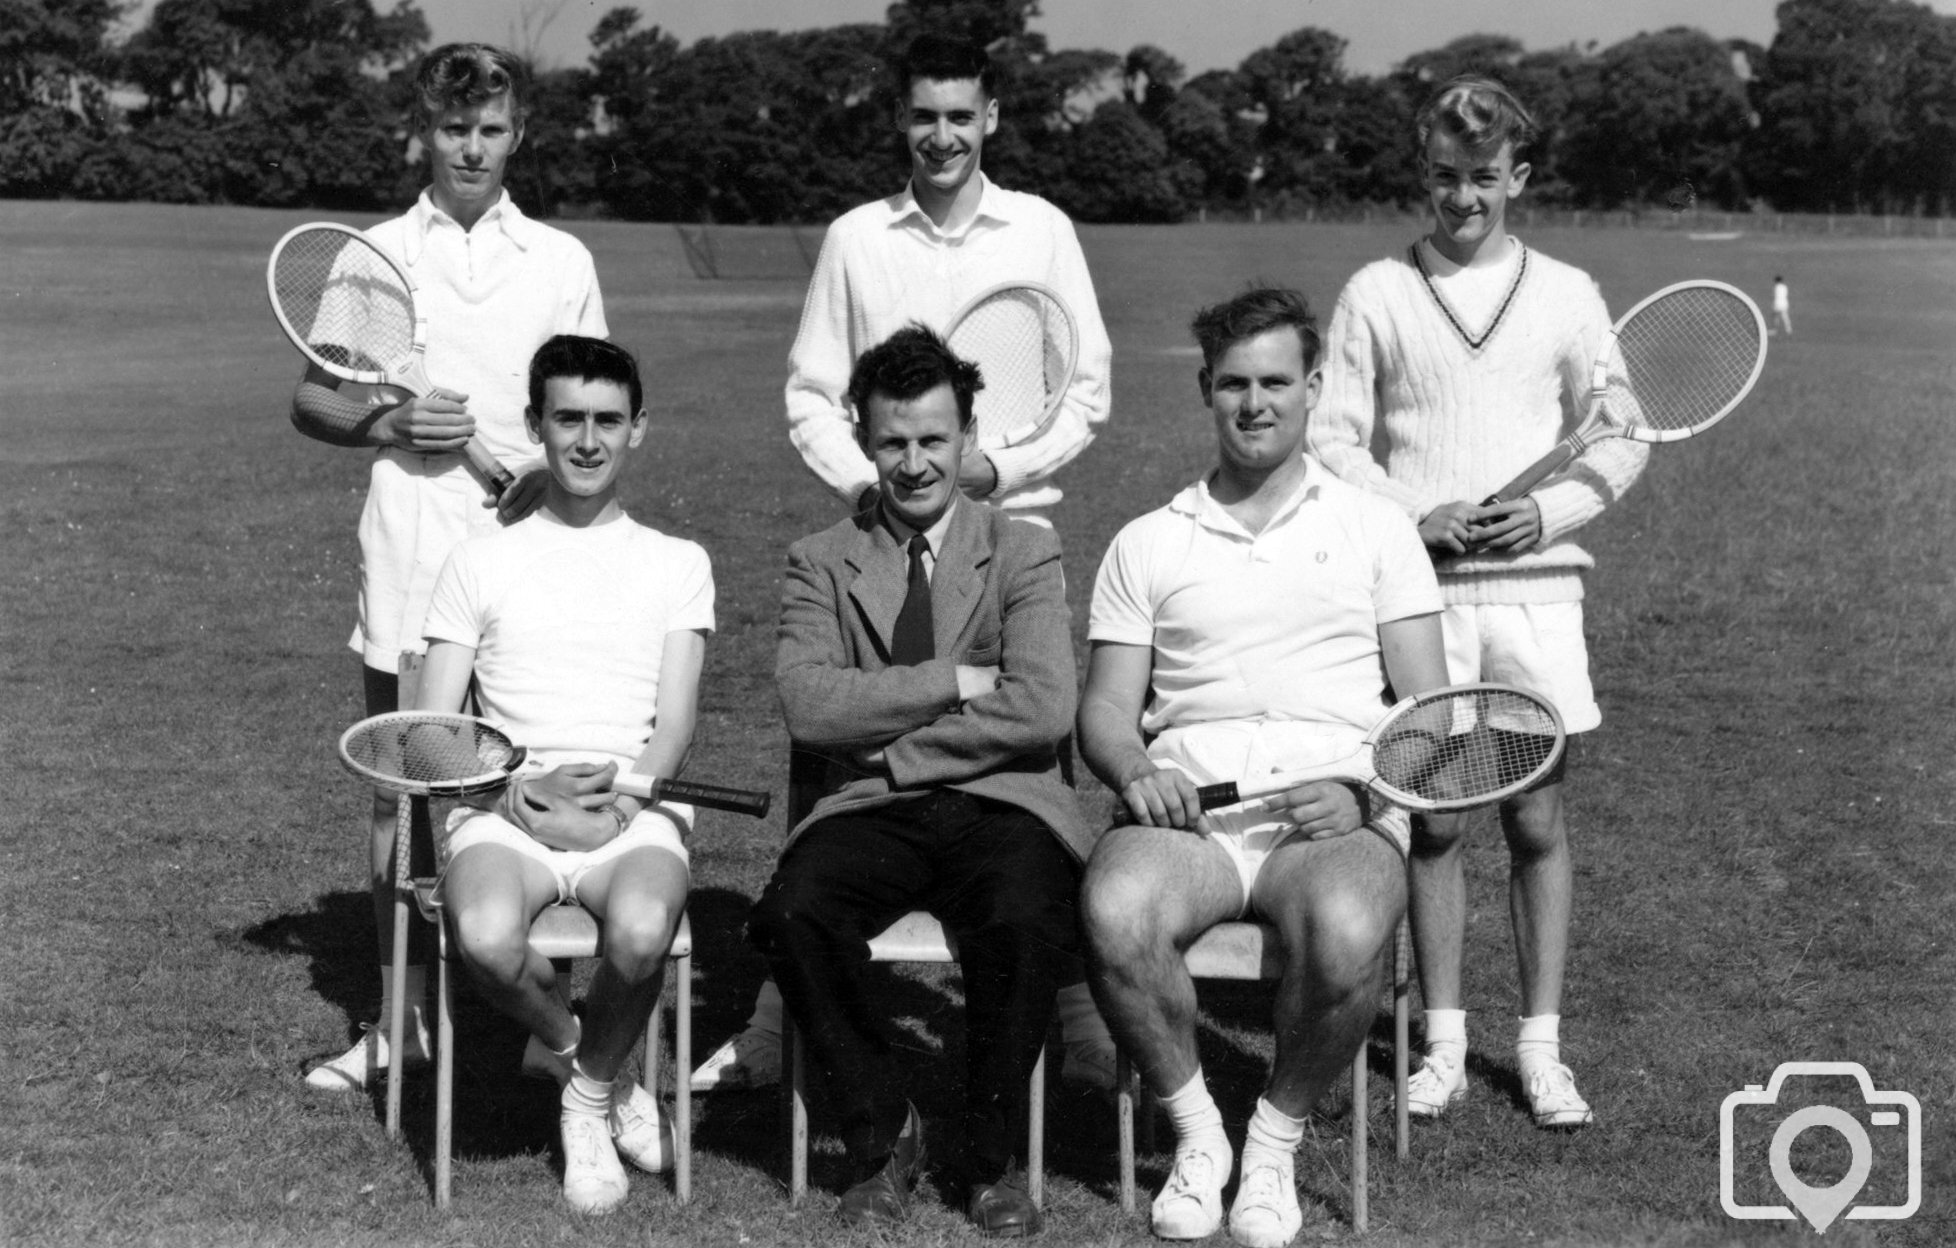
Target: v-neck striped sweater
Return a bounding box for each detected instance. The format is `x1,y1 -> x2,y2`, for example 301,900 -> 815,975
1310,242 -> 1648,606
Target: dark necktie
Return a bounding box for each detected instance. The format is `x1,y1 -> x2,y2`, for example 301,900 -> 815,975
890,534 -> 934,666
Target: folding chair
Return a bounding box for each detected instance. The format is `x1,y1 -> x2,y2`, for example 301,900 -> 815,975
381,652 -> 693,1210
776,746 -> 1050,1207
1114,920 -> 1410,1233
783,910 -> 1048,1206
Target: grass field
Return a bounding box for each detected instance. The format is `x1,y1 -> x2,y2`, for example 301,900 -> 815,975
2,199 -> 1952,1247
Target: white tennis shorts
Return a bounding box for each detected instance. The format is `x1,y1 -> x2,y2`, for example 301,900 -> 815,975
351,449 -> 503,673
439,802 -> 691,905
1153,719 -> 1411,917
1440,601 -> 1600,733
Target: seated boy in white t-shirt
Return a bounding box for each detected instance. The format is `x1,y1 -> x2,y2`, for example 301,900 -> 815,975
415,334 -> 714,1214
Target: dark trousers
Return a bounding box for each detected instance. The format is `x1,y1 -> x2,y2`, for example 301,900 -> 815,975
748,789 -> 1080,1180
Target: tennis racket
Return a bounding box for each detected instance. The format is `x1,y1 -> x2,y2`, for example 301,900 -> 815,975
338,711 -> 773,817
1195,683 -> 1566,815
267,222 -> 516,498
1483,280 -> 1767,505
944,281 -> 1078,448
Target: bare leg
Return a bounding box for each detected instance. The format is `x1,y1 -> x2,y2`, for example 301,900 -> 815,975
1408,811 -> 1472,1012
1079,824 -> 1244,1096
1250,830 -> 1405,1118
573,847 -> 689,1082
443,844 -> 578,1051
1503,783 -> 1570,1020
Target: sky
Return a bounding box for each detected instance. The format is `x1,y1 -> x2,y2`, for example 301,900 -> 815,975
390,0 -> 1956,75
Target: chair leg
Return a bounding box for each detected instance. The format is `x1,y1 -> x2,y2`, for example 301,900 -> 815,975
1394,919 -> 1411,1160
675,949 -> 692,1204
1027,1040 -> 1046,1205
786,1013 -> 808,1205
1116,1048 -> 1136,1214
434,920 -> 455,1211
384,797 -> 414,1138
1351,1042 -> 1368,1233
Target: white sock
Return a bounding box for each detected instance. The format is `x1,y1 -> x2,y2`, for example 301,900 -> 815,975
1057,982 -> 1113,1048
1423,1008 -> 1467,1066
746,979 -> 783,1039
1516,1014 -> 1561,1073
564,1060 -> 613,1118
1240,1097 -> 1305,1170
1159,1071 -> 1230,1156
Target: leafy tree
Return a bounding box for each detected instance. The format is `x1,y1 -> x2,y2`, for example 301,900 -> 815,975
1235,27 -> 1353,206
109,0 -> 428,208
1746,0 -> 1956,212
1046,99 -> 1185,222
0,0 -> 121,196
1562,28 -> 1751,209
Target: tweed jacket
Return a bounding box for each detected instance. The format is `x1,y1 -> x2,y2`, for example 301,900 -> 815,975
774,498 -> 1090,862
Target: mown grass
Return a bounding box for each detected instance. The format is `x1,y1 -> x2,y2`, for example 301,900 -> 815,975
0,200 -> 1950,1246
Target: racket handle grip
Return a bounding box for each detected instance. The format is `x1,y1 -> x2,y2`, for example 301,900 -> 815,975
1195,781 -> 1241,811
1484,443 -> 1577,505
616,773 -> 773,818
464,437 -> 516,496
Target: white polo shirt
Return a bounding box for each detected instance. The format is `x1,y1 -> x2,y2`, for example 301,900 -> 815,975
350,191 -> 609,670
784,174 -> 1112,516
1088,459 -> 1441,782
366,191 -> 607,465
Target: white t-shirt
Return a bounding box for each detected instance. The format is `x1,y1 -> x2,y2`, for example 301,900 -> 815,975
422,513 -> 715,769
1088,460 -> 1441,782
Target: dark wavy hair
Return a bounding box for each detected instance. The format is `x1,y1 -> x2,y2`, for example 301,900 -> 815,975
528,335 -> 642,416
848,325 -> 984,435
412,43 -> 531,129
1190,286 -> 1321,373
897,33 -> 996,98
1416,74 -> 1537,161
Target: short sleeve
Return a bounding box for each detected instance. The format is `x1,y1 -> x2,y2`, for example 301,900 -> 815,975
665,539 -> 716,634
1368,503 -> 1443,625
422,544 -> 485,648
1087,521 -> 1156,646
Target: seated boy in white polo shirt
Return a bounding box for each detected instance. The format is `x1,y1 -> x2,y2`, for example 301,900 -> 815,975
414,335 -> 712,1214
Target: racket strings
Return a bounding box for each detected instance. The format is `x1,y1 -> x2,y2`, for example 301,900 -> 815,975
1372,688 -> 1560,804
342,715 -> 520,789
947,288 -> 1074,441
1608,288 -> 1762,433
272,231 -> 415,371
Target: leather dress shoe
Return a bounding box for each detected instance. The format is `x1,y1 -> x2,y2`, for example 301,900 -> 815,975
837,1105 -> 924,1227
966,1165 -> 1042,1237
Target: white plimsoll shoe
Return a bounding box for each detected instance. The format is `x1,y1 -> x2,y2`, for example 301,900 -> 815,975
688,1025 -> 780,1092
1401,1048 -> 1467,1118
1229,1150 -> 1304,1248
561,1111 -> 629,1213
302,1019 -> 429,1092
1151,1141 -> 1230,1240
1524,1060 -> 1595,1128
609,1083 -> 675,1173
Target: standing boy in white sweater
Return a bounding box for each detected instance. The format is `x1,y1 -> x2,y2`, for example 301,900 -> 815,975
1308,76 -> 1646,1129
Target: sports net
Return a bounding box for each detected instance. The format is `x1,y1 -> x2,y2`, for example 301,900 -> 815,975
1610,285 -> 1762,435
272,229 -> 414,374
1371,686 -> 1562,809
946,285 -> 1077,447
339,713 -> 521,793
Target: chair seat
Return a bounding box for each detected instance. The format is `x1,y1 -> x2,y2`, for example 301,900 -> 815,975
865,910 -> 958,963
527,905 -> 695,961
1181,922 -> 1285,981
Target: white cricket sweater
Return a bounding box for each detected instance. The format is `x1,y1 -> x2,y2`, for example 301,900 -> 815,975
1310,241 -> 1648,606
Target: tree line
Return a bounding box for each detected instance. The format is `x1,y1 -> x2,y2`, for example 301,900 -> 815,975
5,0 -> 1954,222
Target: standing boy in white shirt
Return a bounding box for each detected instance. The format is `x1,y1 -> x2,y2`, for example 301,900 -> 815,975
293,43 -> 608,1092
695,32 -> 1117,1096
1309,76 -> 1647,1130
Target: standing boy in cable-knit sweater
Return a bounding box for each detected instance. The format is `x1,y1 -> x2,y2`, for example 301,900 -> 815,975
1308,75 -> 1646,1131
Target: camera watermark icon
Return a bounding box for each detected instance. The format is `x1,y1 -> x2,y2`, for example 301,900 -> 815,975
1720,1061 -> 1920,1232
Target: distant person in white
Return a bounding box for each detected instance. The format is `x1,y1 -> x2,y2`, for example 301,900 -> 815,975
1771,276 -> 1792,336
694,31 -> 1117,1098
